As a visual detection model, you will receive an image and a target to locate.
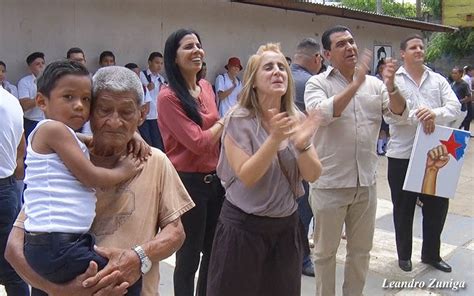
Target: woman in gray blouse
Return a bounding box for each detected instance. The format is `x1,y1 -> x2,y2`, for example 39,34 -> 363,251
207,43 -> 322,296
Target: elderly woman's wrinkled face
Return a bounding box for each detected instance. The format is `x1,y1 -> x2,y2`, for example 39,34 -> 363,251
91,90 -> 144,150
253,51 -> 288,98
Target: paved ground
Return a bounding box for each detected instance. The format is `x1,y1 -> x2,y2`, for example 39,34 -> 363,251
2,130 -> 472,296
159,134 -> 474,296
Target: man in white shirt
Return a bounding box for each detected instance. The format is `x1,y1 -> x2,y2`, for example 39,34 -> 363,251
215,57 -> 243,117
17,52 -> 45,140
0,86 -> 28,295
462,65 -> 473,133
139,52 -> 166,151
304,25 -> 407,296
386,35 -> 462,273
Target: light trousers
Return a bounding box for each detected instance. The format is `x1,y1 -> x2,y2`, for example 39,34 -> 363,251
309,185 -> 377,296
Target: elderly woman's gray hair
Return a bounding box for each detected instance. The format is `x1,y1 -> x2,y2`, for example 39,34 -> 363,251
92,66 -> 144,105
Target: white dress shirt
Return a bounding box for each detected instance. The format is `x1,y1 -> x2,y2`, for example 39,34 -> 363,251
386,66 -> 463,159
462,74 -> 472,92
0,86 -> 24,177
18,74 -> 44,121
139,69 -> 165,120
1,81 -> 18,98
304,66 -> 407,189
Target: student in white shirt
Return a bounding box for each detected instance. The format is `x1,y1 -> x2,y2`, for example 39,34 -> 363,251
125,62 -> 153,114
0,61 -> 19,98
139,52 -> 166,151
18,52 -> 45,140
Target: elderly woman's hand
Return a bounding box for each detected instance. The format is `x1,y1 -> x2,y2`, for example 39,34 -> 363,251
127,131 -> 152,161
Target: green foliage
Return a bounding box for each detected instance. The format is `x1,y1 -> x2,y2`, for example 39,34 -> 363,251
341,0 -> 417,18
426,28 -> 474,61
422,0 -> 441,20
340,0 -> 471,63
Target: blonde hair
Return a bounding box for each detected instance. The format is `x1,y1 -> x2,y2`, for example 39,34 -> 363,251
237,43 -> 297,119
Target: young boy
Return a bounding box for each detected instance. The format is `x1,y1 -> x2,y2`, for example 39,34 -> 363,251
23,60 -> 142,295
138,52 -> 166,151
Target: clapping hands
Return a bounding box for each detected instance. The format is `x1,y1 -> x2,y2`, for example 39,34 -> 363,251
291,109 -> 322,151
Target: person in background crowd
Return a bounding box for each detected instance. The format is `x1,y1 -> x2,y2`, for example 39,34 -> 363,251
124,62 -> 152,116
199,61 -> 208,80
158,28 -> 225,296
0,61 -> 19,98
285,56 -> 292,65
0,85 -> 29,296
304,25 -> 407,296
67,47 -> 87,66
451,66 -> 472,131
215,57 -> 243,117
290,37 -> 323,277
99,51 -> 115,68
6,65 -> 194,296
18,52 -> 45,140
375,59 -> 390,155
139,52 -> 166,150
387,35 -> 462,274
207,42 -> 322,296
462,65 -> 473,92
67,47 -> 91,134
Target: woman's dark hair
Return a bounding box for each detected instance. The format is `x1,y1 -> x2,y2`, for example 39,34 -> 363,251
164,28 -> 203,126
37,60 -> 90,98
0,61 -> 6,68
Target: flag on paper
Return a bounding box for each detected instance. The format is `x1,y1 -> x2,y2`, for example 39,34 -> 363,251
403,125 -> 470,199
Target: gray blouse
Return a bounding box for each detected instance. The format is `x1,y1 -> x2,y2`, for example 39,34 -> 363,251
217,108 -> 304,217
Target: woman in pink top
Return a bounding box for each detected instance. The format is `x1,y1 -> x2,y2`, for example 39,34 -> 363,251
158,29 -> 225,296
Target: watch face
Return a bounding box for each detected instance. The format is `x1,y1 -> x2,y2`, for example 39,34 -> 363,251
141,258 -> 152,274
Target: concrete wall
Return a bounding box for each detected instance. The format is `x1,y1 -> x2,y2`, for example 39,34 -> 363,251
0,0 -> 419,84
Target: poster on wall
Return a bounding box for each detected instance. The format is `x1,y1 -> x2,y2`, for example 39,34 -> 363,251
403,124 -> 470,199
373,45 -> 392,74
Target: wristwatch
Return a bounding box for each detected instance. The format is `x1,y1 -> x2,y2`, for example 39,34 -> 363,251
132,245 -> 152,275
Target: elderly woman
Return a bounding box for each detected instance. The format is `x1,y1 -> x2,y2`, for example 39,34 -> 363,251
5,65 -> 194,296
158,29 -> 225,296
207,43 -> 322,296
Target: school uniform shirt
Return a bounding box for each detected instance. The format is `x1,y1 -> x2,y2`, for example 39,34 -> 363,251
18,74 -> 44,121
139,69 -> 165,120
1,81 -> 18,98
